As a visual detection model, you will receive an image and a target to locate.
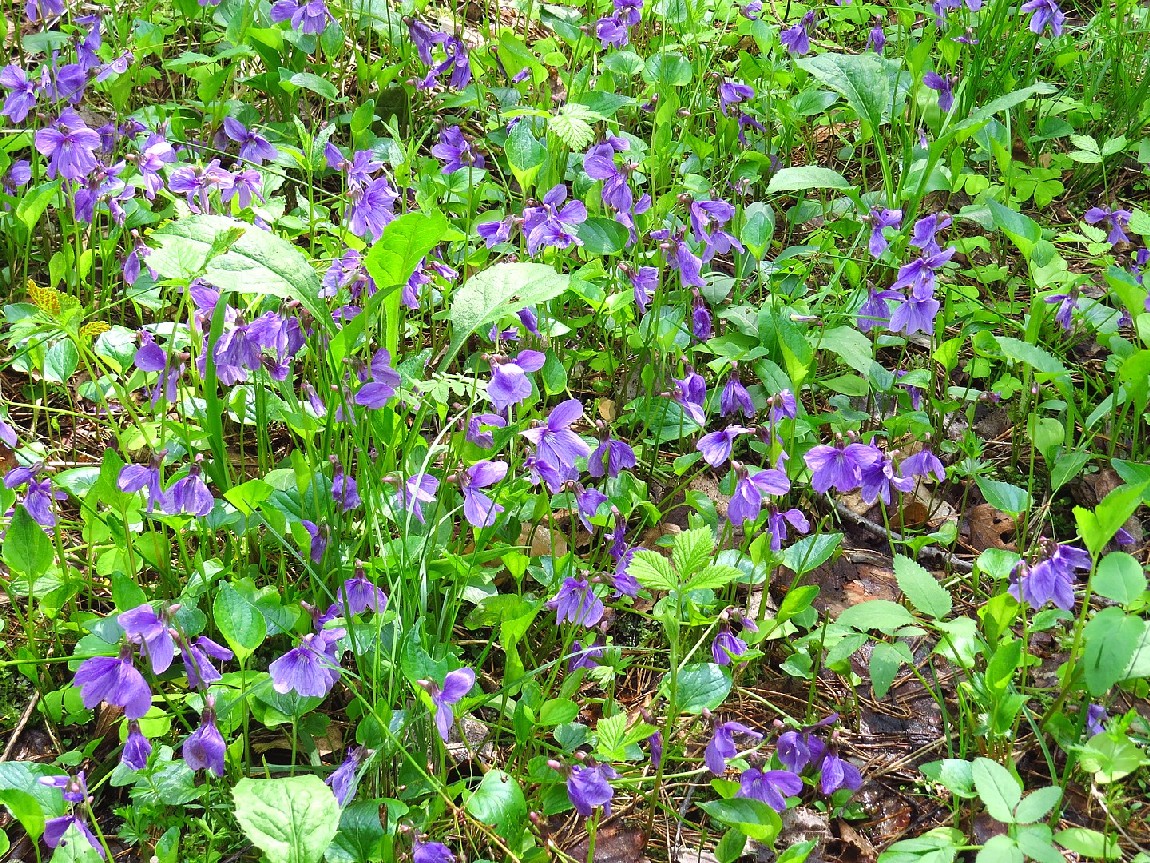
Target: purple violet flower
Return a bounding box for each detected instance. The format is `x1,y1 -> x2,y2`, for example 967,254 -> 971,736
326,746 -> 364,806
168,465 -> 214,516
396,474 -> 439,524
673,370 -> 708,426
706,721 -> 763,775
1020,0 -> 1065,35
432,126 -> 484,174
804,441 -> 879,494
355,348 -> 401,408
729,466 -> 791,524
35,109 -> 102,182
122,720 -> 152,770
867,208 -> 903,258
269,628 -> 346,697
820,752 -> 863,794
712,627 -> 749,666
859,451 -> 916,505
522,185 -> 587,255
1085,704 -> 1106,737
184,700 -> 226,776
222,117 -> 277,164
697,426 -> 752,467
767,507 -> 811,551
780,11 -> 815,56
459,460 -> 508,528
331,462 -> 361,511
567,763 -> 617,817
1085,207 -> 1132,246
588,438 -> 636,478
422,667 -> 475,742
73,646 -> 152,719
900,449 -> 945,482
118,604 -> 177,674
547,577 -> 604,628
521,399 -> 591,473
345,176 -> 398,241
1008,543 -> 1091,611
488,350 -> 546,413
118,460 -> 170,513
719,80 -> 755,116
270,0 -> 334,34
923,72 -> 957,112
738,767 -> 803,811
414,837 -> 456,863
868,24 -> 886,52
43,814 -> 104,858
721,370 -> 755,418
0,65 -> 37,124
181,635 -> 232,690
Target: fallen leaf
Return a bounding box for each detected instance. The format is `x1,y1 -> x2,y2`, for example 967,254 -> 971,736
964,504 -> 1016,551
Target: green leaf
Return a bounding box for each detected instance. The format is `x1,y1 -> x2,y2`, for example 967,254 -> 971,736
1054,827 -> 1121,859
836,600 -> 917,635
1077,730 -> 1150,783
715,828 -> 747,863
698,798 -> 783,842
327,802 -> 386,863
447,262 -> 570,353
975,476 -> 1032,516
987,201 -> 1042,255
1074,482 -> 1147,557
740,202 -> 775,259
627,549 -> 678,592
994,335 -> 1068,376
971,758 -> 1021,823
1012,786 -> 1061,824
0,789 -> 45,840
1049,451 -> 1091,494
976,834 -> 1022,863
540,351 -> 568,395
672,527 -> 714,582
894,554 -> 952,619
213,583 -> 267,662
820,325 -> 875,375
281,71 -> 338,101
50,824 -> 103,863
662,663 -> 732,714
795,51 -> 910,129
1081,607 -> 1143,697
781,532 -> 842,577
870,641 -> 911,699
43,339 -> 79,383
2,506 -> 55,578
1014,825 -> 1064,863
149,215 -> 329,331
1092,552 -> 1147,606
538,699 -> 579,726
465,770 -> 527,838
15,180 -> 61,233
548,108 -> 595,152
232,776 -> 340,863
880,827 -> 964,863
642,50 -> 693,88
363,211 -> 449,291
575,216 -> 629,255
686,564 -> 745,591
920,759 -> 976,799
766,166 -> 851,193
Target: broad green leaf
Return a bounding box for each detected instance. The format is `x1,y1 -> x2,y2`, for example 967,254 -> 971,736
214,583 -> 267,661
2,506 -> 55,578
576,217 -> 629,255
43,339 -> 79,383
1049,451 -> 1091,494
766,166 -> 851,193
447,262 -> 569,353
627,550 -> 678,591
232,776 -> 340,863
465,770 -> 527,838
715,829 -> 747,863
148,215 -> 329,330
363,211 -> 449,291
1012,786 -> 1061,825
836,600 -> 917,635
698,798 -> 783,842
642,50 -> 693,88
1014,825 -> 1064,863
976,834 -> 1021,863
987,201 -> 1042,255
795,51 -> 910,128
994,336 -> 1067,376
1092,552 -> 1146,606
1081,607 -> 1142,696
281,71 -> 338,101
686,564 -> 746,591
16,180 -> 61,233
894,554 -> 952,619
662,663 -> 732,713
1077,730 -> 1150,783
327,802 -> 386,863
672,527 -> 714,582
50,824 -> 103,863
538,698 -> 579,726
0,789 -> 45,840
782,532 -> 842,577
975,476 -> 1031,516
1074,482 -> 1147,557
971,758 -> 1021,823
820,325 -> 875,376
870,641 -> 911,698
740,202 -> 775,259
920,759 -> 976,799
1054,827 -> 1121,859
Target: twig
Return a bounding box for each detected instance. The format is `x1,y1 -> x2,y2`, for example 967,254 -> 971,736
1,691 -> 40,762
1088,785 -> 1150,857
831,501 -> 975,573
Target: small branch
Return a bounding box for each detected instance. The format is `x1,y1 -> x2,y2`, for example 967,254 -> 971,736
831,500 -> 975,573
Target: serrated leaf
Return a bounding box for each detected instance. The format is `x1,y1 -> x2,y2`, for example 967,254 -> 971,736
672,527 -> 714,582
548,109 -> 595,151
627,550 -> 678,592
894,554 -> 952,619
971,758 -> 1021,823
686,564 -> 745,591
1012,786 -> 1060,824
